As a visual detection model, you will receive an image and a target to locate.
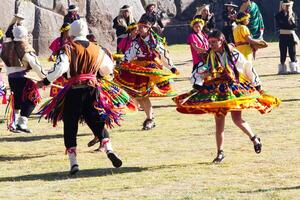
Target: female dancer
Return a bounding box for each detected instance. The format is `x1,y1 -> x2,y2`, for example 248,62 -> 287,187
115,19 -> 178,130
173,30 -> 280,163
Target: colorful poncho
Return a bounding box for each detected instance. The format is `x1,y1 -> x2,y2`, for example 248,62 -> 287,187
173,49 -> 280,116
246,2 -> 265,39
38,74 -> 136,128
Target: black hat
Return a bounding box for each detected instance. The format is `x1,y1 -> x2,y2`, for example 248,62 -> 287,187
120,5 -> 131,11
224,1 -> 238,8
68,5 -> 79,12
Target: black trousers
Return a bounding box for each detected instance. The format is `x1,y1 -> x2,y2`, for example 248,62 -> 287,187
8,77 -> 35,117
222,26 -> 235,44
279,34 -> 297,64
63,86 -> 109,148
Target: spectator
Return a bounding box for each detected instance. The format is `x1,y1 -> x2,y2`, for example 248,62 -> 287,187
222,1 -> 238,43
64,5 -> 80,24
140,3 -> 164,34
194,4 -> 216,33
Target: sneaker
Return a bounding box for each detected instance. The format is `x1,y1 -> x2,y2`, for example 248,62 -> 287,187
142,118 -> 156,130
107,151 -> 122,168
212,150 -> 225,163
16,124 -> 32,133
69,164 -> 79,175
251,135 -> 262,154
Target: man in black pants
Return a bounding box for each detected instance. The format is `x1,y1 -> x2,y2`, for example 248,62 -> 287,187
0,25 -> 46,133
275,0 -> 299,74
38,20 -> 122,175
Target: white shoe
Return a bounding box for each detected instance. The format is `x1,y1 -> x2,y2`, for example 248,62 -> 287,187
16,116 -> 32,133
289,62 -> 300,74
278,63 -> 288,75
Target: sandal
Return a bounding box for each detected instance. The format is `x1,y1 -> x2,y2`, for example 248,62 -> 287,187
251,135 -> 262,154
213,150 -> 225,163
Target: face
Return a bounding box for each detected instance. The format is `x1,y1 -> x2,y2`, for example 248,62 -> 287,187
208,38 -> 224,52
226,6 -> 234,12
201,9 -> 209,17
147,5 -> 155,12
138,24 -> 150,37
122,10 -> 130,18
243,17 -> 250,25
282,5 -> 290,12
130,28 -> 138,38
192,22 -> 203,33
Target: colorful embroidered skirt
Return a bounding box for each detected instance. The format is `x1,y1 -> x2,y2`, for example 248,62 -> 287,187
114,60 -> 176,97
173,75 -> 280,116
38,74 -> 136,128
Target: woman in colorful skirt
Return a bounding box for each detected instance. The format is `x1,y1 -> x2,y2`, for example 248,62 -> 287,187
114,19 -> 178,130
187,18 -> 209,72
173,30 -> 280,163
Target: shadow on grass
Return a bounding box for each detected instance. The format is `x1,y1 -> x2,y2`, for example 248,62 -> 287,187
239,185 -> 300,193
0,167 -> 148,182
0,154 -> 47,161
0,133 -> 90,142
153,104 -> 177,109
282,99 -> 300,102
174,77 -> 190,82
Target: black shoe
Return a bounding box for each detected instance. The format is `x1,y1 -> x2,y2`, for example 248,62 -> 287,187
213,150 -> 225,163
16,125 -> 32,133
69,164 -> 79,175
251,135 -> 262,154
87,137 -> 99,147
107,151 -> 122,168
142,119 -> 156,130
8,126 -> 21,133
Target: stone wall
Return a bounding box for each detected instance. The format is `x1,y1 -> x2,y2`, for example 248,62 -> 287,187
0,0 -> 299,55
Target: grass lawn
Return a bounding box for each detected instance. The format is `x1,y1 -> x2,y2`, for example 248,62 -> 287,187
0,43 -> 299,200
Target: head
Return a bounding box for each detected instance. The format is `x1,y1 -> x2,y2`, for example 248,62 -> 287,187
281,0 -> 294,12
208,30 -> 226,52
12,25 -> 28,41
146,4 -> 156,12
236,12 -> 250,25
127,23 -> 138,38
86,34 -> 97,43
241,0 -> 250,3
199,5 -> 210,17
60,23 -> 70,39
69,19 -> 89,39
138,21 -> 151,37
120,5 -> 131,18
68,5 -> 79,14
190,18 -> 205,33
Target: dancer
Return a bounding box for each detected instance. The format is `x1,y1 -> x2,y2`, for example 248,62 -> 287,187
187,18 -> 209,72
37,20 -> 135,174
173,30 -> 280,163
275,0 -> 299,74
114,19 -> 178,130
233,12 -> 267,62
0,26 -> 46,133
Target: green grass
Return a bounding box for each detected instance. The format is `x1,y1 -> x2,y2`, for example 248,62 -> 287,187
0,43 -> 299,200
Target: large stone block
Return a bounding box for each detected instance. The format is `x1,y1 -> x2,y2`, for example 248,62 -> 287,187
33,0 -> 55,10
0,1 -> 15,31
18,1 -> 36,33
32,6 -> 64,56
86,0 -> 145,51
141,0 -> 177,17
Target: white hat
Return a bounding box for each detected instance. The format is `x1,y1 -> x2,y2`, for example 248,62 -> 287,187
282,0 -> 294,6
13,25 -> 28,41
69,19 -> 89,37
197,4 -> 210,13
